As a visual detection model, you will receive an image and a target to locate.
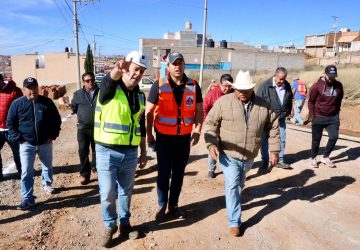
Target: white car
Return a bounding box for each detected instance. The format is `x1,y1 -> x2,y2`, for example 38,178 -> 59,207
139,77 -> 154,90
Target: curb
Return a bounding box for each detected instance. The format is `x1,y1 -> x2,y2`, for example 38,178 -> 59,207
287,123 -> 360,143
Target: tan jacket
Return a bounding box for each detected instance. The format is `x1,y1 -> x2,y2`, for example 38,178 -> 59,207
204,93 -> 280,161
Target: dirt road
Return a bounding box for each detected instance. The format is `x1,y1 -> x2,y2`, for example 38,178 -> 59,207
0,111 -> 359,250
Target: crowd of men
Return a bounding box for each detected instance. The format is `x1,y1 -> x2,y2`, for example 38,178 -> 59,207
0,51 -> 344,247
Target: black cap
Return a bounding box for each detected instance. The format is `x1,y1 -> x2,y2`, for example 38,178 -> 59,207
23,77 -> 38,88
325,65 -> 337,78
167,52 -> 184,64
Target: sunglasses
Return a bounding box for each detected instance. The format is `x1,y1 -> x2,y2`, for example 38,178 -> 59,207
84,79 -> 94,83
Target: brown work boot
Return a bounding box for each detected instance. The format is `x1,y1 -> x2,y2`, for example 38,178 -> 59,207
101,226 -> 118,248
229,227 -> 240,237
80,176 -> 90,185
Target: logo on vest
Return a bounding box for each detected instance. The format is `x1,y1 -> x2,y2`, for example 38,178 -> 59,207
185,95 -> 194,107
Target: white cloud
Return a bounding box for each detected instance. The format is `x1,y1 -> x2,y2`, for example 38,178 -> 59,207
7,12 -> 45,24
2,0 -> 54,9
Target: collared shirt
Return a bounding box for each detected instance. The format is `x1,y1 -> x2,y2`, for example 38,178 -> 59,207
85,89 -> 95,100
272,77 -> 286,105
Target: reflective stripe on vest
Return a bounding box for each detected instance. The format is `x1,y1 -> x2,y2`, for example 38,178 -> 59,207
94,86 -> 145,145
154,77 -> 197,135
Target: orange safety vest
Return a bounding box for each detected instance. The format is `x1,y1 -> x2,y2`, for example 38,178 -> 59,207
154,77 -> 197,135
297,80 -> 307,97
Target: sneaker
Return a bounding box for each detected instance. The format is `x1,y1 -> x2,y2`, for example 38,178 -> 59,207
275,162 -> 291,169
101,226 -> 118,248
80,176 -> 90,185
155,206 -> 167,222
17,200 -> 35,210
0,174 -> 4,182
208,170 -> 215,178
43,185 -> 54,194
320,157 -> 336,168
229,227 -> 240,237
168,206 -> 186,219
120,224 -> 140,239
310,158 -> 318,168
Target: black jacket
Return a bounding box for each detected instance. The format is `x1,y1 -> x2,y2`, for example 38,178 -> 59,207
256,77 -> 293,120
71,86 -> 99,129
7,95 -> 62,145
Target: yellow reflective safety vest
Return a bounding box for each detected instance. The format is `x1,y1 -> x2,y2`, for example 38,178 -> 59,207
94,86 -> 145,146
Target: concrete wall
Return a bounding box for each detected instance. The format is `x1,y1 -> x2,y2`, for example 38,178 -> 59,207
12,52 -> 86,86
230,51 -> 305,72
144,46 -> 304,79
319,55 -> 360,66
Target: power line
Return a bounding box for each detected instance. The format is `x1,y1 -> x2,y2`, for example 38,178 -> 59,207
52,0 -> 73,32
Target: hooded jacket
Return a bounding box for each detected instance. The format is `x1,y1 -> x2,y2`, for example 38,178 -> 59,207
308,77 -> 343,119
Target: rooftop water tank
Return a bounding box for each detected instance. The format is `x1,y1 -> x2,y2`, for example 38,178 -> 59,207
220,40 -> 227,49
207,39 -> 215,47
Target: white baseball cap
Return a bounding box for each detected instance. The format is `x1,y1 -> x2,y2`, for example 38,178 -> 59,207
125,51 -> 148,69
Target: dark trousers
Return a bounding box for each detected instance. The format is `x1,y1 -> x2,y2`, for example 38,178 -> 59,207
77,128 -> 96,177
156,133 -> 191,208
311,115 -> 340,159
0,131 -> 21,175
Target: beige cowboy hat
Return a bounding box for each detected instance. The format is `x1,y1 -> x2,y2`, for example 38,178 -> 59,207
229,70 -> 256,90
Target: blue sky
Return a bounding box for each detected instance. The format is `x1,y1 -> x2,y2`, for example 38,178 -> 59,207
1,0 -> 360,56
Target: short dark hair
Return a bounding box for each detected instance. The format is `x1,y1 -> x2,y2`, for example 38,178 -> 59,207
82,72 -> 95,82
0,74 -> 3,82
220,74 -> 233,84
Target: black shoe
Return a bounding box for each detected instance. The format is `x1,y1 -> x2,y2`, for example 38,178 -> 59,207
168,206 -> 186,219
275,162 -> 291,169
17,200 -> 35,210
120,224 -> 140,239
101,226 -> 118,248
0,174 -> 4,182
208,170 -> 215,178
155,206 -> 167,222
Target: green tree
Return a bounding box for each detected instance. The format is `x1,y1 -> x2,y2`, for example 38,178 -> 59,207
84,44 -> 94,73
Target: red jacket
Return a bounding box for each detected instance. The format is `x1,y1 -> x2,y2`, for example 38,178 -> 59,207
0,81 -> 23,129
203,86 -> 227,120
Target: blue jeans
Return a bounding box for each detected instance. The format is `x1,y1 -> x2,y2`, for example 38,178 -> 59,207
208,153 -> 217,171
0,131 -> 21,174
261,118 -> 286,163
294,99 -> 305,125
20,142 -> 53,202
96,144 -> 138,230
219,153 -> 253,228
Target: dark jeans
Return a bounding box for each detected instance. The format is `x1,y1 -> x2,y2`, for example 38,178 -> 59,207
311,115 -> 340,159
77,128 -> 96,177
0,131 -> 21,175
156,133 -> 191,208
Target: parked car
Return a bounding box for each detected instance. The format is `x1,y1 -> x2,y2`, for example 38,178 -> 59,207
95,74 -> 105,85
139,77 -> 154,90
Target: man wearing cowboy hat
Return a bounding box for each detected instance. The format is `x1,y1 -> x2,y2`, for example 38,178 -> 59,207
204,70 -> 280,237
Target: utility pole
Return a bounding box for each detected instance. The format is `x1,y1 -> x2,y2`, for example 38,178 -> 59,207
332,16 -> 339,53
74,0 -> 81,90
93,34 -> 103,74
199,0 -> 208,88
73,0 -> 97,89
